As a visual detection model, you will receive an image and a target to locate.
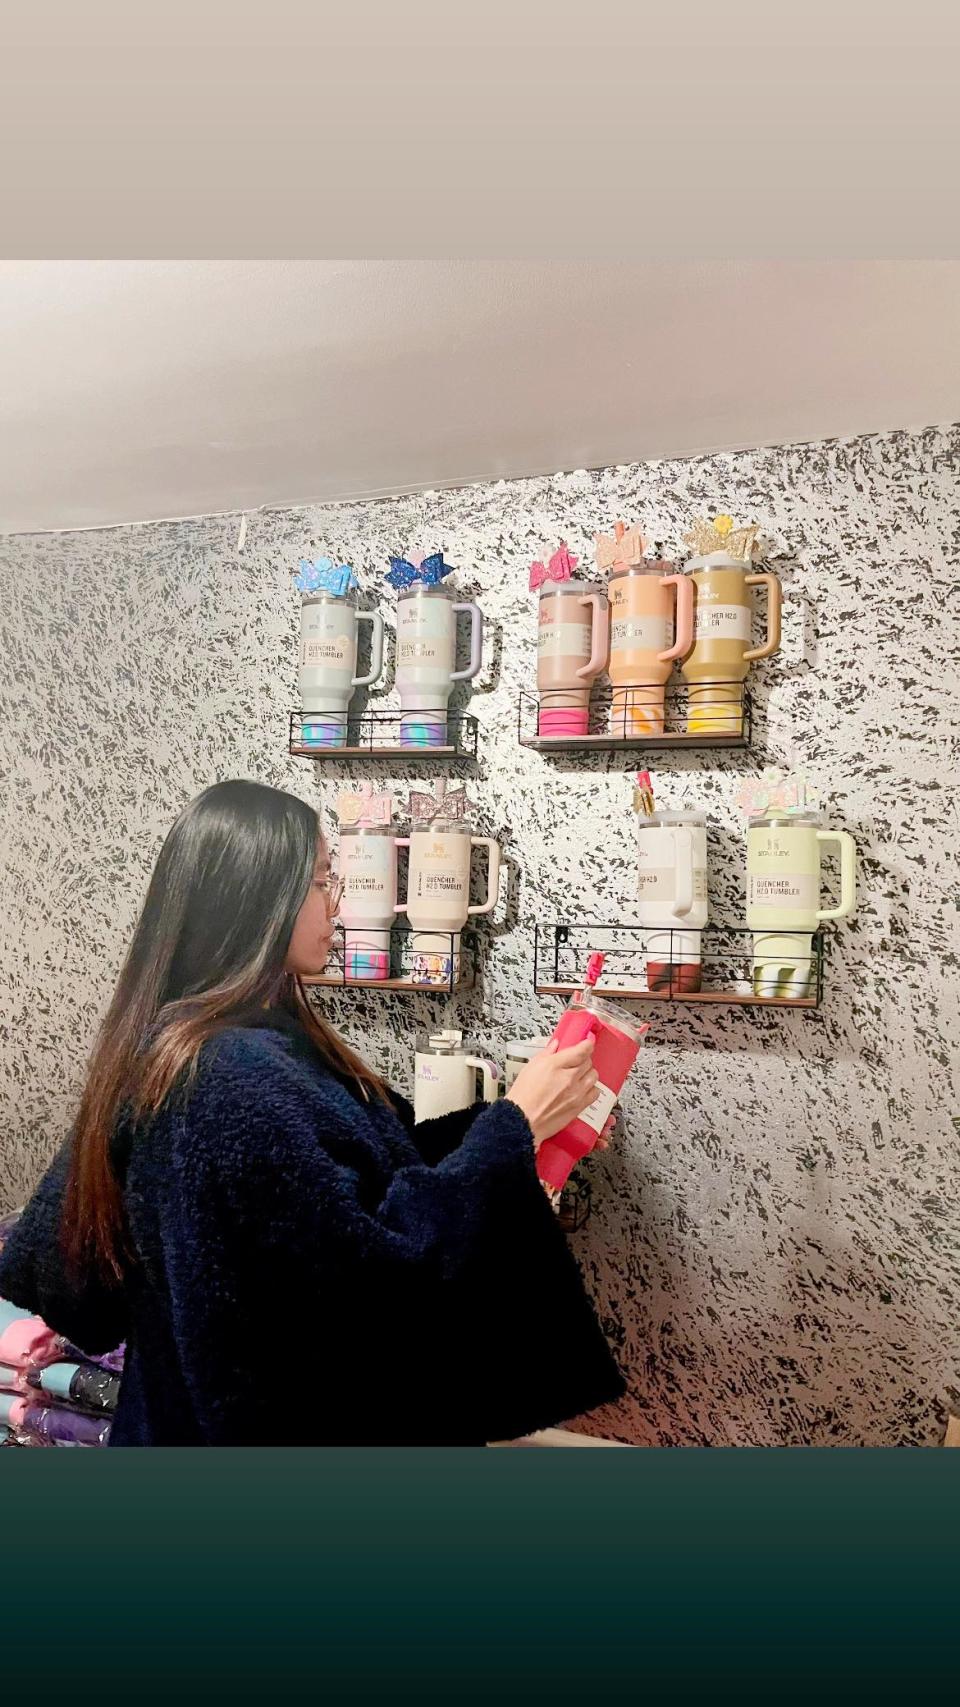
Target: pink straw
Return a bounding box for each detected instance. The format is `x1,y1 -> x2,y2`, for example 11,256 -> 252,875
585,952 -> 605,987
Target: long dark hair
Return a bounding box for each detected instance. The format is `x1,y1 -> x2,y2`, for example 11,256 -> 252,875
64,779 -> 387,1279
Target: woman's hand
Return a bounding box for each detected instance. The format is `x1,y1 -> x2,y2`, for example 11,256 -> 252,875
593,1113 -> 617,1152
506,1037 -> 599,1149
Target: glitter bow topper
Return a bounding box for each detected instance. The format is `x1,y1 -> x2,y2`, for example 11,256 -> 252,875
734,767 -> 819,818
683,515 -> 761,563
337,783 -> 395,828
529,542 -> 579,592
296,557 -> 358,596
594,521 -> 647,572
405,778 -> 477,823
385,551 -> 456,591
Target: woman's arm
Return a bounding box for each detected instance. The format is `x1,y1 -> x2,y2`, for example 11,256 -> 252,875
388,1089 -> 489,1165
0,1141 -> 129,1356
158,1039 -> 624,1443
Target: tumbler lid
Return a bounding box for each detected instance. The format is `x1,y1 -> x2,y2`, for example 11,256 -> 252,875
417,1028 -> 465,1056
504,1037 -> 552,1061
640,811 -> 706,828
749,808 -> 820,827
411,815 -> 472,835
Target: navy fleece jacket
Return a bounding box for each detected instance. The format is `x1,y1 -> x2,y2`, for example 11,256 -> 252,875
0,1009 -> 626,1445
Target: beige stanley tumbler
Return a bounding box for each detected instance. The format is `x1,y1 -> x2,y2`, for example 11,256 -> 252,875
680,516 -> 781,735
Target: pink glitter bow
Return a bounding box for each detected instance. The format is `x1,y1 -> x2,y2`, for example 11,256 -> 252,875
529,543 -> 579,591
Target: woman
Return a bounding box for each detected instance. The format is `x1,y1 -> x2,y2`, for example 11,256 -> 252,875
0,780 -> 626,1445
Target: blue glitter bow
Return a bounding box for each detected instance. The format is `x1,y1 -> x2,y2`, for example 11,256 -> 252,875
296,557 -> 358,596
385,551 -> 455,591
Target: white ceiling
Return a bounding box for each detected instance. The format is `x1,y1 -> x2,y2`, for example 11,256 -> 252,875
1,260 -> 958,535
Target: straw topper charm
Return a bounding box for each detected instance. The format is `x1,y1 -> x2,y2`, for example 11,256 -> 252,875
735,767 -> 818,819
529,542 -> 579,592
337,783 -> 395,828
632,770 -> 655,816
404,777 -> 477,824
594,521 -> 647,572
296,556 -> 358,596
683,515 -> 761,563
385,550 -> 456,591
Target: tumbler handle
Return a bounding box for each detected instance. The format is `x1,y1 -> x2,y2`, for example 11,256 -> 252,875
352,611 -> 385,686
743,572 -> 782,663
815,830 -> 856,921
451,603 -> 483,681
464,1057 -> 500,1104
658,574 -> 694,662
673,828 -> 694,918
392,836 -> 410,915
576,593 -> 610,679
467,837 -> 501,916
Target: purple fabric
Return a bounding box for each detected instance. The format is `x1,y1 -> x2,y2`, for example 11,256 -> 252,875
63,1340 -> 126,1374
18,1402 -> 112,1447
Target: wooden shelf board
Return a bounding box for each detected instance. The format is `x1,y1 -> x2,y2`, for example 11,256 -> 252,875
534,983 -> 818,1008
303,974 -> 472,992
291,744 -> 461,760
519,731 -> 747,752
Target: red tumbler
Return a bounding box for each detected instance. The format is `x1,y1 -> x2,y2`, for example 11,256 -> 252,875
536,990 -> 648,1194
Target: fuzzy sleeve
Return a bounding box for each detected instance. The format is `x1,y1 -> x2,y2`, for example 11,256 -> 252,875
387,1090 -> 490,1166
157,1058 -> 624,1444
0,1140 -> 129,1356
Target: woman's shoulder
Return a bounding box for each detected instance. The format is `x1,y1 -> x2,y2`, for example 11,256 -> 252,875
129,1011 -> 397,1185
191,1015 -> 340,1115
199,1014 -> 311,1075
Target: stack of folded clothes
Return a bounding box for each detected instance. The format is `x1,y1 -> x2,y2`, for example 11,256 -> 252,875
0,1210 -> 123,1448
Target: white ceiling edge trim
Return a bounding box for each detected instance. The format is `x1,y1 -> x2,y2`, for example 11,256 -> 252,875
3,415 -> 954,541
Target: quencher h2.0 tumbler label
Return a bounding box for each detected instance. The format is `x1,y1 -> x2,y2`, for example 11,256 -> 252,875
301,604 -> 352,671
342,837 -> 394,906
397,600 -> 452,672
407,835 -> 471,930
537,621 -> 592,657
610,614 -> 672,651
693,603 -> 752,641
637,863 -> 708,903
748,872 -> 817,908
576,1082 -> 617,1135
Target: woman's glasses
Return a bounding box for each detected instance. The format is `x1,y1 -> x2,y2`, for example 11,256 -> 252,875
319,871 -> 344,911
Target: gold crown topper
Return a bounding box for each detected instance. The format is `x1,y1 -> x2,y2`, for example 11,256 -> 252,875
595,520 -> 647,571
683,515 -> 761,562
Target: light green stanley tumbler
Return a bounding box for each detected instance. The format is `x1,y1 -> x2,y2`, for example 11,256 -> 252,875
746,809 -> 856,998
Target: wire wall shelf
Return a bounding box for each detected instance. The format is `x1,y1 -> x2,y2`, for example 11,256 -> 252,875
556,1172 -> 593,1233
304,926 -> 479,994
517,685 -> 752,752
533,923 -> 826,1008
290,708 -> 480,761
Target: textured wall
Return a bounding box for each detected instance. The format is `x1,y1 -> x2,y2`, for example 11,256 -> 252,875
1,423 -> 957,1445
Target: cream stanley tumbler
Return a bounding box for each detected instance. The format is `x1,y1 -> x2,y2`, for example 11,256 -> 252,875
746,808 -> 856,998
596,525 -> 694,737
336,787 -> 403,981
502,1038 -> 553,1090
680,517 -> 781,736
397,815 -> 501,988
297,560 -> 385,750
413,1030 -> 500,1122
530,544 -> 609,737
636,811 -> 709,993
338,823 -> 403,982
386,552 -> 482,750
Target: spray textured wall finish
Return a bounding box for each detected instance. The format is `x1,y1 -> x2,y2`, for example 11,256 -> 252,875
0,423 -> 957,1445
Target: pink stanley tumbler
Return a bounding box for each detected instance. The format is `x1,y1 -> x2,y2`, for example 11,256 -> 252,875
536,989 -> 648,1195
